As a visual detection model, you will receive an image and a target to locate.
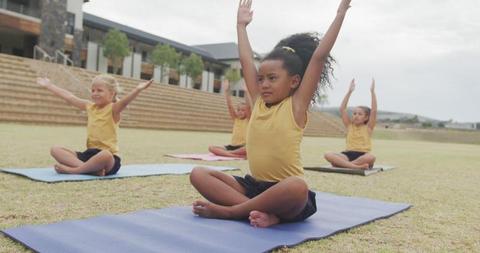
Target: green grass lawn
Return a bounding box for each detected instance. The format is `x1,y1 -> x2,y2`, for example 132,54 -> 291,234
1,123 -> 479,252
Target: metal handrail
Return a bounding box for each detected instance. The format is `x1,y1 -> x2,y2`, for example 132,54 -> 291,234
33,45 -> 53,62
55,50 -> 73,66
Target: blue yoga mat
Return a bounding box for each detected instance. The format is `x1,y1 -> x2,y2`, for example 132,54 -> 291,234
0,164 -> 237,183
2,192 -> 411,253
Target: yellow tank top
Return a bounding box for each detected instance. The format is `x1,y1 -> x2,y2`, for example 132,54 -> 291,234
230,118 -> 248,146
86,103 -> 119,154
246,97 -> 305,182
346,124 -> 371,152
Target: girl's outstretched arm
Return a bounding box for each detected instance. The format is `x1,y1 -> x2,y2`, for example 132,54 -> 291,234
368,78 -> 377,131
112,79 -> 153,118
340,79 -> 354,127
293,0 -> 351,116
237,0 -> 259,102
223,80 -> 237,119
37,77 -> 89,110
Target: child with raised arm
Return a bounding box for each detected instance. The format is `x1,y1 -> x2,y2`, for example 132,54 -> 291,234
190,0 -> 351,227
37,74 -> 153,176
324,78 -> 377,169
208,80 -> 250,158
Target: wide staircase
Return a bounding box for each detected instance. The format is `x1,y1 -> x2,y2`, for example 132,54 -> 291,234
0,53 -> 345,137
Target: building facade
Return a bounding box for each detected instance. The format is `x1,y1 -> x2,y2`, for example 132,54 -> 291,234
0,0 -> 254,93
195,42 -> 262,97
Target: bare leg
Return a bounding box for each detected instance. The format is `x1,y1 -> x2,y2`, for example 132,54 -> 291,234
208,146 -> 245,158
229,147 -> 247,158
352,153 -> 376,168
190,167 -> 248,206
193,176 -> 309,227
54,150 -> 114,176
50,145 -> 84,167
324,152 -> 369,169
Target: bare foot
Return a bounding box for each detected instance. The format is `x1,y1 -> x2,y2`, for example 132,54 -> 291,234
54,164 -> 73,174
249,210 -> 280,228
350,162 -> 370,170
91,169 -> 106,177
358,163 -> 370,170
192,200 -> 231,219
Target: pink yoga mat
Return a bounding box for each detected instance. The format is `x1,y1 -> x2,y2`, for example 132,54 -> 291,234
165,153 -> 245,161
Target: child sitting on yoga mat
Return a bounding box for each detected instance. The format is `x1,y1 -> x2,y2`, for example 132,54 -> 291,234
208,80 -> 251,158
324,78 -> 377,169
37,74 -> 152,176
190,0 -> 351,227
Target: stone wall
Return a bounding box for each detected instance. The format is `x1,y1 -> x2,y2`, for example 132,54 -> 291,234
38,0 -> 67,56
72,29 -> 83,66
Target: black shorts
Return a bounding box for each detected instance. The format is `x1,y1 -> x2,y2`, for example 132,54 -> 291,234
234,174 -> 317,223
341,151 -> 366,162
76,148 -> 121,175
224,144 -> 244,151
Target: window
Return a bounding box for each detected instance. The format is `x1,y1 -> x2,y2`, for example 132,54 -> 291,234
12,48 -> 24,57
66,12 -> 75,35
238,90 -> 245,98
141,51 -> 148,62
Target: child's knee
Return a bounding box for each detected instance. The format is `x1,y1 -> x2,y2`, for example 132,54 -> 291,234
366,154 -> 376,163
190,167 -> 208,183
98,150 -> 114,161
50,145 -> 62,156
285,177 -> 308,198
324,152 -> 334,161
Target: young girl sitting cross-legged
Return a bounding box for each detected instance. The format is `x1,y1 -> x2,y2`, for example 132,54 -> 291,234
324,78 -> 377,169
37,74 -> 152,176
208,80 -> 251,158
190,0 -> 352,227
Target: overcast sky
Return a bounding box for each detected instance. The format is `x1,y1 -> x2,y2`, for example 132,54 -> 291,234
84,0 -> 479,122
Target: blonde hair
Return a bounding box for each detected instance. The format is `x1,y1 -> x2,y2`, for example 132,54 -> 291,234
92,74 -> 121,102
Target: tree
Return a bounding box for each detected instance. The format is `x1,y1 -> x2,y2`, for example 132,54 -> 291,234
225,68 -> 241,83
150,44 -> 180,84
182,53 -> 204,88
102,29 -> 130,75
315,86 -> 329,108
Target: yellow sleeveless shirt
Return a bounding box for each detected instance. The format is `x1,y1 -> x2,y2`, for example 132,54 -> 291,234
345,124 -> 371,152
246,97 -> 305,182
86,103 -> 119,154
230,118 -> 248,146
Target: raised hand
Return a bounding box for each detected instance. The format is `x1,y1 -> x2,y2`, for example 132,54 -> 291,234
137,79 -> 153,90
222,79 -> 231,92
337,0 -> 351,15
37,77 -> 51,87
349,78 -> 356,93
237,0 -> 253,26
371,78 -> 375,93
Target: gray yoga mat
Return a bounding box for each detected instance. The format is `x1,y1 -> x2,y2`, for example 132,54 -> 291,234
304,165 -> 396,176
2,192 -> 411,253
0,164 -> 238,183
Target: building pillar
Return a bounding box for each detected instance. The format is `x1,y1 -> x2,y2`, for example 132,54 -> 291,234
72,29 -> 83,66
132,52 -> 141,79
201,71 -> 208,92
208,72 -> 214,93
153,65 -> 161,83
122,53 -> 132,77
39,0 -> 67,56
86,41 -> 98,71
98,46 -> 108,73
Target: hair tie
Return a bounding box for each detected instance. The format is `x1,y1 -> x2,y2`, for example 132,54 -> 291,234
281,46 -> 296,54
